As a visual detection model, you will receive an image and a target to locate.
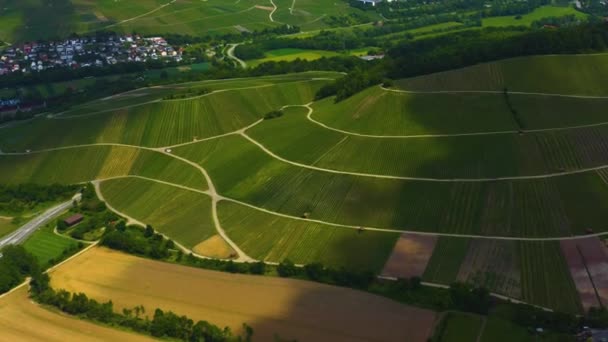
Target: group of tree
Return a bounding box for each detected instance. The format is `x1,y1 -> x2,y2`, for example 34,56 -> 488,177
0,245 -> 40,294
0,183 -> 78,215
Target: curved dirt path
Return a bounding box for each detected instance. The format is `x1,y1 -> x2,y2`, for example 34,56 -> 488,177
88,173 -> 608,243
269,0 -> 278,22
226,44 -> 247,69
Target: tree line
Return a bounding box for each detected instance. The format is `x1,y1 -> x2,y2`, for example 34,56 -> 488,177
0,183 -> 78,215
29,259 -> 252,341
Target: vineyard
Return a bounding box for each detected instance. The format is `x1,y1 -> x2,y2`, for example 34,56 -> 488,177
99,178 -> 215,249
0,79 -> 329,151
397,54 -> 608,95
3,56 -> 608,314
218,200 -> 398,271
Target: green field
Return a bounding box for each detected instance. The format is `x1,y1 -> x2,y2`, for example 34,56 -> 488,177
435,312 -> 484,342
0,79 -> 329,151
0,145 -> 206,190
519,241 -> 582,314
23,224 -> 79,267
398,54 -> 608,95
174,133 -> 608,237
249,48 -> 340,66
0,0 -> 376,43
312,86 -> 608,135
99,177 -> 215,249
423,237 -> 470,285
218,200 -> 398,271
250,97 -> 608,179
482,5 -> 586,28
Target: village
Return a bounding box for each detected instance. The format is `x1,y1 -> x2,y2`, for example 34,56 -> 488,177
0,34 -> 184,76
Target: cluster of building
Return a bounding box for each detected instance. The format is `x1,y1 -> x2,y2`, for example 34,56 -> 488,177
0,35 -> 184,75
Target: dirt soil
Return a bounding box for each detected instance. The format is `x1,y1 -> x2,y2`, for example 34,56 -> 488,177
51,247 -> 437,342
0,286 -> 155,342
381,233 -> 437,279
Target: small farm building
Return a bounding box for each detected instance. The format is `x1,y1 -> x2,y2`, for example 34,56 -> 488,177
63,214 -> 84,227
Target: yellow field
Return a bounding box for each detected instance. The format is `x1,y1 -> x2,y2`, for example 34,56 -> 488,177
0,286 -> 155,342
192,234 -> 236,259
51,247 -> 437,342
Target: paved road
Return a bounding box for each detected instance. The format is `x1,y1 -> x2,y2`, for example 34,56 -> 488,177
0,194 -> 81,250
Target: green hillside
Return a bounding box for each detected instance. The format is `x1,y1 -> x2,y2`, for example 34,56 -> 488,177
100,177 -> 215,249
0,145 -> 206,190
0,79 -> 328,151
397,54 -> 608,95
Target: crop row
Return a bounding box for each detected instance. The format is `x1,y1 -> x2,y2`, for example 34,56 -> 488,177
100,177 -> 215,249
0,145 -> 206,190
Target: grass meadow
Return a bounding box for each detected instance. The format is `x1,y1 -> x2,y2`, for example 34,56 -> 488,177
23,224 -> 79,267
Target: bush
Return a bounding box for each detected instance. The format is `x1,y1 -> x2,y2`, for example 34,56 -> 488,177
263,110 -> 284,120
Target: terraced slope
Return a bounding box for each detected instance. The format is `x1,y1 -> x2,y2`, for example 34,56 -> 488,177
218,200 -> 398,271
100,177 -> 215,249
174,134 -> 608,237
397,54 -> 608,94
0,80 -> 329,151
249,103 -> 608,179
0,145 -> 206,190
312,86 -> 608,135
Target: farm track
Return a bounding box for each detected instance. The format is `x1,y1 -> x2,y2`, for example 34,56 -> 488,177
226,44 -> 247,68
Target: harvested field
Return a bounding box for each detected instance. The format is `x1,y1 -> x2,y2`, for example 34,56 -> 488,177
0,286 -> 155,342
51,247 -> 437,342
192,235 -> 236,259
560,239 -> 600,310
381,233 -> 437,279
457,240 -> 521,299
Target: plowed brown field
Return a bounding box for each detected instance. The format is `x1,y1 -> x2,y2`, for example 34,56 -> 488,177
51,247 -> 437,342
381,233 -> 437,279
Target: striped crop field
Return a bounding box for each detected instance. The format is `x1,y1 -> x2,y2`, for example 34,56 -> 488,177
423,237 -> 470,285
312,86 -> 608,135
311,86 -> 517,136
0,80 -> 329,151
0,145 -> 206,190
175,134 -> 608,237
100,177 -> 215,249
519,241 -> 582,314
218,200 -> 398,271
250,102 -> 608,179
423,238 -> 582,313
397,54 -> 608,95
62,72 -> 341,117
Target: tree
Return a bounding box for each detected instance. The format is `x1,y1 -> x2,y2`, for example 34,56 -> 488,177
277,260 -> 299,277
144,225 -> 154,238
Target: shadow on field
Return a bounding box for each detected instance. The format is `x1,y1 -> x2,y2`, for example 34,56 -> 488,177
244,283 -> 437,342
